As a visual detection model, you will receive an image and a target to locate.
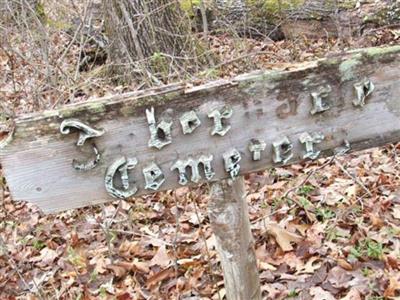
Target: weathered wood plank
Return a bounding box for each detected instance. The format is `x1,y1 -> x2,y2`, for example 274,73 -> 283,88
1,45 -> 400,213
208,177 -> 261,300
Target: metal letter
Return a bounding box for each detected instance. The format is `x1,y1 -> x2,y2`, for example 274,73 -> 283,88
60,119 -> 105,146
208,106 -> 233,136
353,79 -> 374,107
60,119 -> 105,171
180,111 -> 201,134
310,85 -> 331,115
248,138 -> 266,161
143,162 -> 165,191
170,155 -> 215,185
272,136 -> 293,164
146,107 -> 172,150
105,157 -> 138,199
334,140 -> 351,155
223,149 -> 241,179
299,132 -> 325,160
73,144 -> 101,171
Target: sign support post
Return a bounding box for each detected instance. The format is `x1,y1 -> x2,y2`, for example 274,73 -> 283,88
208,177 -> 262,300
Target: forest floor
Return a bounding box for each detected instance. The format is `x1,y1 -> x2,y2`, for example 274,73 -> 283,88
1,1 -> 400,299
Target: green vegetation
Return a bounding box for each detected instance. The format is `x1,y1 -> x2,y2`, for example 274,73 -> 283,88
67,246 -> 86,268
250,0 -> 304,15
362,267 -> 373,277
271,197 -> 285,209
198,68 -> 220,79
89,270 -> 98,283
287,289 -> 299,298
298,197 -> 313,209
150,52 -> 170,78
326,226 -> 350,241
32,239 -> 46,251
297,184 -> 315,196
363,2 -> 400,26
315,208 -> 335,221
349,239 -> 385,261
366,240 -> 384,260
180,0 -> 201,16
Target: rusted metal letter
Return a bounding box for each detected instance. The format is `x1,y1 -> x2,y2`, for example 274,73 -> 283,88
353,79 -> 374,107
60,119 -> 105,171
248,138 -> 266,161
299,132 -> 325,160
105,157 -> 138,199
171,155 -> 215,185
223,148 -> 241,179
180,111 -> 201,134
143,162 -> 165,191
272,136 -> 293,164
146,107 -> 173,149
208,106 -> 233,136
310,85 -> 331,115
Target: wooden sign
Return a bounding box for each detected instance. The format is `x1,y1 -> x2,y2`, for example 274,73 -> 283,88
1,45 -> 399,213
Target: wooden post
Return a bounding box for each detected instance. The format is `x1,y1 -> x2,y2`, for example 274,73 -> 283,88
208,176 -> 261,300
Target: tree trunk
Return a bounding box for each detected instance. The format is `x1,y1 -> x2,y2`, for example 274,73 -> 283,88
214,0 -> 247,23
213,0 -> 248,35
103,0 -> 201,84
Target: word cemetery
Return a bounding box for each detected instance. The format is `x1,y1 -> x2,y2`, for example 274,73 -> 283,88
1,45 -> 399,213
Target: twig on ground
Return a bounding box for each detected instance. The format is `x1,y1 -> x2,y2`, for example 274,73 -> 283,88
0,235 -> 44,299
334,158 -> 372,197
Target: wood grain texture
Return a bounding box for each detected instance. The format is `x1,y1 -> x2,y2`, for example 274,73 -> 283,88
1,45 -> 400,213
208,177 -> 262,300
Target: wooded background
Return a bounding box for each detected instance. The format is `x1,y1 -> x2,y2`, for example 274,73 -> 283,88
1,0 -> 400,299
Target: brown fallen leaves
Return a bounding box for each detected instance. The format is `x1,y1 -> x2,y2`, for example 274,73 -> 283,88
4,127 -> 400,300
8,144 -> 400,288
384,272 -> 400,298
4,146 -> 400,298
265,222 -> 303,252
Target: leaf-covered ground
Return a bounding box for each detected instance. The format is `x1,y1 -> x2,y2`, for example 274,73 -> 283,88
1,1 -> 400,299
1,146 -> 400,299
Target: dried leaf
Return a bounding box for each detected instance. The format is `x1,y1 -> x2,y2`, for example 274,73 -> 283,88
340,288 -> 362,300
188,211 -> 204,225
150,245 -> 171,268
384,273 -> 400,297
327,266 -> 352,289
132,259 -> 150,273
107,264 -> 128,278
266,222 -> 302,252
89,255 -> 111,274
309,287 -> 335,300
337,259 -> 353,271
212,288 -> 226,300
116,292 -> 133,300
392,205 -> 400,219
259,261 -> 277,271
296,257 -> 321,274
31,247 -> 59,265
146,267 -> 175,288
